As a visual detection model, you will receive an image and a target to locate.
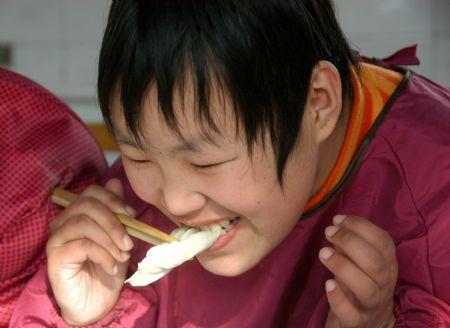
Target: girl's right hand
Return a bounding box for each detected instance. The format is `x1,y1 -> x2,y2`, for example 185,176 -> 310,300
46,179 -> 135,326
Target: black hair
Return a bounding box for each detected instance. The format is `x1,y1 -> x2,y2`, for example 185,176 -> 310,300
98,0 -> 358,183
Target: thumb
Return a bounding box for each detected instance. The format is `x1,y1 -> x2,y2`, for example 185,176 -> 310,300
104,178 -> 125,200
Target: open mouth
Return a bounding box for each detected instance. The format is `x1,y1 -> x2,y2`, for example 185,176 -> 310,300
170,217 -> 242,252
201,217 -> 242,252
199,217 -> 240,235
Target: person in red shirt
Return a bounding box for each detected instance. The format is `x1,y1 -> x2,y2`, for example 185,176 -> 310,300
10,0 -> 450,327
0,67 -> 107,326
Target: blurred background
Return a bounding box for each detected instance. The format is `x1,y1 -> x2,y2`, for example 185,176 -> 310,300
0,0 -> 449,163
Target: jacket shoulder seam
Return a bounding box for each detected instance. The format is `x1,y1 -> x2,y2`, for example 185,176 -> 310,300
380,135 -> 436,297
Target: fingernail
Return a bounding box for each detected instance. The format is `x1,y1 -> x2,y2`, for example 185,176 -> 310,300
319,247 -> 334,260
325,279 -> 336,292
325,225 -> 340,237
121,251 -> 130,261
125,205 -> 136,216
112,265 -> 118,275
123,234 -> 134,250
333,215 -> 346,225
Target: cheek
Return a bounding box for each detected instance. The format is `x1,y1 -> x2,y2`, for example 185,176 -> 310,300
122,163 -> 161,205
213,187 -> 264,215
203,165 -> 278,215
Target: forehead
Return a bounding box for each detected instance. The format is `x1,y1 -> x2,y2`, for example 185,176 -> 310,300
109,81 -> 240,150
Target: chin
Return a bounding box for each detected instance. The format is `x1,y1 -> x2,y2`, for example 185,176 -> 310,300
197,251 -> 261,277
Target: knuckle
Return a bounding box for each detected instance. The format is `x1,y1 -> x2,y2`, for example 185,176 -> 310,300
373,260 -> 389,277
105,192 -> 124,208
369,259 -> 391,286
81,184 -> 101,196
78,197 -> 100,212
344,215 -> 365,228
329,254 -> 346,273
97,209 -> 125,234
342,215 -> 355,226
335,228 -> 352,246
60,214 -> 93,234
362,286 -> 380,307
71,213 -> 91,227
106,213 -> 119,225
78,238 -> 93,251
108,219 -> 125,235
97,228 -> 118,247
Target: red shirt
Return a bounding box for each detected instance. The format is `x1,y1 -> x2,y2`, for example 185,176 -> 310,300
0,68 -> 107,326
9,63 -> 450,327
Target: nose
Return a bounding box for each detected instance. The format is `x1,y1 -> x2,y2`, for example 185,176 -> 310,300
160,181 -> 207,217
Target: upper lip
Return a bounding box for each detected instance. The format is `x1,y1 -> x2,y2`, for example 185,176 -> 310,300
177,217 -> 238,229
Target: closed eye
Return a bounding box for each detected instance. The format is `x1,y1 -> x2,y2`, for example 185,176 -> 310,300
192,162 -> 223,169
191,158 -> 236,170
123,155 -> 153,165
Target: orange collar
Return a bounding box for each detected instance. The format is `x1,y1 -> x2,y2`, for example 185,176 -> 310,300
304,63 -> 403,212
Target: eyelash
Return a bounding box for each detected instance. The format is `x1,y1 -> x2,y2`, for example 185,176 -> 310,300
191,162 -> 223,170
126,156 -> 224,170
125,156 -> 152,165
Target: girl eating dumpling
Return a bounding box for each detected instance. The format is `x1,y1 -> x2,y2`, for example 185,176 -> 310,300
11,0 -> 450,327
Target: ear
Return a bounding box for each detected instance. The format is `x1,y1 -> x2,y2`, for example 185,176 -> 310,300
306,61 -> 343,145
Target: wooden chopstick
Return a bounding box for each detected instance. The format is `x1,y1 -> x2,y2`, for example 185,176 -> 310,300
51,188 -> 177,245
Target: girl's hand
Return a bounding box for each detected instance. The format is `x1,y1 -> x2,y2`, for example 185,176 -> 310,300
319,215 -> 398,328
46,179 -> 135,325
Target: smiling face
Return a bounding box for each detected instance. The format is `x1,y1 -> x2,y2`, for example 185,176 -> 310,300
98,0 -> 356,276
110,92 -> 317,277
109,62 -> 345,277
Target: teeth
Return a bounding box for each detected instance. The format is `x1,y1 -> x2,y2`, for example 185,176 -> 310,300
200,223 -> 221,232
219,219 -> 230,228
210,223 -> 222,233
197,217 -> 239,232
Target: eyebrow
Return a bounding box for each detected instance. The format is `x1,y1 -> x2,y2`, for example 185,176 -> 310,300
113,127 -> 220,154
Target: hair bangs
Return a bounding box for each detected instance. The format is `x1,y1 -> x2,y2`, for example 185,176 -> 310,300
99,1 -> 239,146
98,0 -> 358,183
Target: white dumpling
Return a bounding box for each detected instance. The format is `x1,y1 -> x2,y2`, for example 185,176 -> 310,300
125,224 -> 222,286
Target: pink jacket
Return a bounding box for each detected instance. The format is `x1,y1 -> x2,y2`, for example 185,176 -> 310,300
10,68 -> 450,327
0,68 -> 107,327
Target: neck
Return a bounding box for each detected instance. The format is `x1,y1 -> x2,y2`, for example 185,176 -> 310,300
311,103 -> 351,196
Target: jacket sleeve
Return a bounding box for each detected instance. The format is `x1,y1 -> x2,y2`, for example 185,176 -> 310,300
9,265 -> 158,327
383,76 -> 450,327
392,186 -> 450,327
394,286 -> 450,327
390,117 -> 450,326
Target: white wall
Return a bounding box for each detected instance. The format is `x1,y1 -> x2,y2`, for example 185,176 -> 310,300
335,0 -> 450,87
0,0 -> 110,119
